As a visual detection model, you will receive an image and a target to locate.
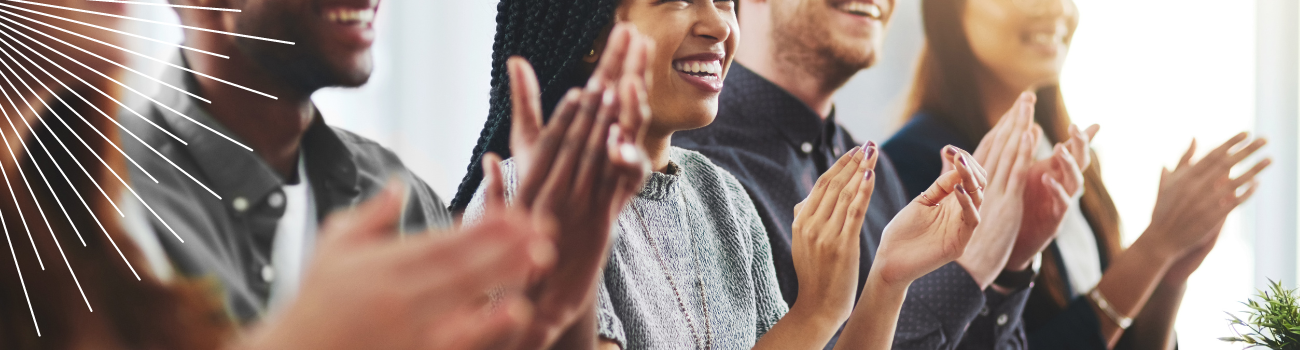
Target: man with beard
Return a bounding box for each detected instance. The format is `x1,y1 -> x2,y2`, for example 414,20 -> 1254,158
674,0 -> 1031,348
121,0 -> 447,323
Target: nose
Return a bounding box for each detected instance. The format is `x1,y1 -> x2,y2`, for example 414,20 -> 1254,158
692,4 -> 732,43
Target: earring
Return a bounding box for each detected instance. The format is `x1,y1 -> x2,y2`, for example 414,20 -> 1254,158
588,49 -> 596,57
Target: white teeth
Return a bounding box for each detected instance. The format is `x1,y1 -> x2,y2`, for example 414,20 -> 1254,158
325,8 -> 375,24
674,60 -> 723,76
837,2 -> 881,19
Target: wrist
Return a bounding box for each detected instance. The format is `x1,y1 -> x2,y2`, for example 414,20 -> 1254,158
1131,232 -> 1182,268
863,272 -> 910,301
787,300 -> 847,333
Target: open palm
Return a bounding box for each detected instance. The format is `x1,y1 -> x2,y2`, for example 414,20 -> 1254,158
874,148 -> 985,286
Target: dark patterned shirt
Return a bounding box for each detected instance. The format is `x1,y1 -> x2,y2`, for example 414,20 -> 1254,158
122,53 -> 452,324
675,64 -> 1026,349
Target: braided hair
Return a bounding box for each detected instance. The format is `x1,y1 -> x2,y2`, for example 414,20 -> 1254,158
449,0 -> 621,212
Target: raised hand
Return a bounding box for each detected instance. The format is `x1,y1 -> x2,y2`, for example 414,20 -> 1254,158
237,182 -> 555,350
1140,134 -> 1268,274
491,22 -> 654,350
789,141 -> 878,324
956,92 -> 1038,288
1008,123 -> 1099,271
873,146 -> 986,286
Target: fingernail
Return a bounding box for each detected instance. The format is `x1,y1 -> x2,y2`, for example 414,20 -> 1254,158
620,143 -> 639,163
959,155 -> 969,167
602,89 -> 615,106
867,146 -> 877,159
946,146 -> 957,156
956,183 -> 965,193
849,146 -> 861,155
865,170 -> 874,181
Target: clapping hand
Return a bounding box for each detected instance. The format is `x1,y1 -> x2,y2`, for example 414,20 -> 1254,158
238,182 -> 555,350
1008,123 -> 1099,272
485,23 -> 654,350
873,145 -> 986,287
790,142 -> 879,323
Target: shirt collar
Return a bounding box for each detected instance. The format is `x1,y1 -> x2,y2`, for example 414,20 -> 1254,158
720,64 -> 840,149
154,53 -> 359,208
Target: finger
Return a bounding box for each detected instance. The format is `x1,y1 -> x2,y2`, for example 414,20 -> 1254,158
534,83 -> 606,210
1177,139 -> 1197,170
320,180 -> 405,244
1066,124 -> 1088,167
410,218 -> 554,299
1225,138 -> 1268,167
917,167 -> 963,206
1200,132 -> 1249,166
1230,158 -> 1272,188
573,88 -> 620,203
941,145 -> 957,174
1044,174 -> 1072,208
517,89 -> 582,205
483,153 -> 508,214
813,146 -> 867,222
975,92 -> 1035,162
1004,130 -> 1036,192
992,99 -> 1034,186
1235,180 -> 1260,205
1054,145 -> 1084,196
827,149 -> 871,235
838,169 -> 876,241
802,146 -> 861,219
952,150 -> 982,208
508,57 -> 543,149
955,184 -> 981,226
590,24 -> 632,86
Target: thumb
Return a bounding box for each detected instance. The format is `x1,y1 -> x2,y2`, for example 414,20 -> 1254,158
508,57 -> 543,149
320,179 -> 407,244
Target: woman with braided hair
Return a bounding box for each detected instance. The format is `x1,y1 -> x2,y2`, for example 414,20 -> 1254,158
457,0 -> 1042,348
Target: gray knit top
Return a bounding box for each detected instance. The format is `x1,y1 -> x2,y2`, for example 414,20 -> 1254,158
465,147 -> 788,349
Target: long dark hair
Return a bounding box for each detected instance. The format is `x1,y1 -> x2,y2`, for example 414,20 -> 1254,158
449,0 -> 621,212
906,0 -> 1122,309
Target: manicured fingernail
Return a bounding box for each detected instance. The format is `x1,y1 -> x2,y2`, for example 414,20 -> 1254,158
849,146 -> 861,155
867,145 -> 876,159
956,183 -> 966,193
959,155 -> 969,167
865,170 -> 874,181
946,146 -> 957,156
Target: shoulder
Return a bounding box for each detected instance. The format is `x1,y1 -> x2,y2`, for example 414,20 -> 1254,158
672,147 -> 757,214
328,126 -> 453,228
883,112 -> 960,157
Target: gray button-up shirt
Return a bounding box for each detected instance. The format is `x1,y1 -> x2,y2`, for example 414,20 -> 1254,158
122,54 -> 452,323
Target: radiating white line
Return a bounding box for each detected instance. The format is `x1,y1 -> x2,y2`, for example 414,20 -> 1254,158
0,2 -> 227,59
0,18 -> 219,220
8,0 -> 295,45
0,41 -> 123,221
0,44 -> 97,247
0,14 -> 250,157
0,66 -> 91,312
0,70 -> 69,264
88,0 -> 240,12
0,11 -> 209,104
3,8 -> 277,100
0,35 -> 150,279
0,19 -> 187,243
0,205 -> 39,336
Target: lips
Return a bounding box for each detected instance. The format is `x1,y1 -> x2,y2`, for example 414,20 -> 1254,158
672,53 -> 725,93
834,0 -> 882,19
317,1 -> 380,47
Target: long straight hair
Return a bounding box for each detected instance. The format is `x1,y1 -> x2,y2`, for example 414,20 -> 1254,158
0,86 -> 230,349
906,0 -> 1122,308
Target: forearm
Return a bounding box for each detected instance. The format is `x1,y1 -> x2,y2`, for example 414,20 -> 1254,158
833,273 -> 909,350
753,301 -> 844,350
1091,234 -> 1178,348
1118,281 -> 1184,350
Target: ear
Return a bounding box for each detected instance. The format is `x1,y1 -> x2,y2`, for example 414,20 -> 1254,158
584,26 -> 613,64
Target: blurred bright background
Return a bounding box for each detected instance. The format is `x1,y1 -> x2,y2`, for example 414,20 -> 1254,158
123,0 -> 1297,348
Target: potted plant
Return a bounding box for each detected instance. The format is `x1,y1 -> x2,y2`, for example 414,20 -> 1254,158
1222,280 -> 1300,349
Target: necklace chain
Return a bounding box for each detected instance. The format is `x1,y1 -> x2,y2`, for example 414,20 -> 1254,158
631,200 -> 712,349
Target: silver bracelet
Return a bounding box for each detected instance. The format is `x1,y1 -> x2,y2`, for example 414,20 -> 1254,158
1088,288 -> 1133,329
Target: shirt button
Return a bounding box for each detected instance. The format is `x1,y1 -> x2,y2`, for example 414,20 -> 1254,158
260,262 -> 275,282
268,192 -> 285,209
232,197 -> 249,212
979,306 -> 990,316
800,142 -> 813,154
996,314 -> 1008,326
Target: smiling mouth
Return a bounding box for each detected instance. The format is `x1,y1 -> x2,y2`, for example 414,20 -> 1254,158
836,1 -> 881,19
673,60 -> 722,79
323,7 -> 376,25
